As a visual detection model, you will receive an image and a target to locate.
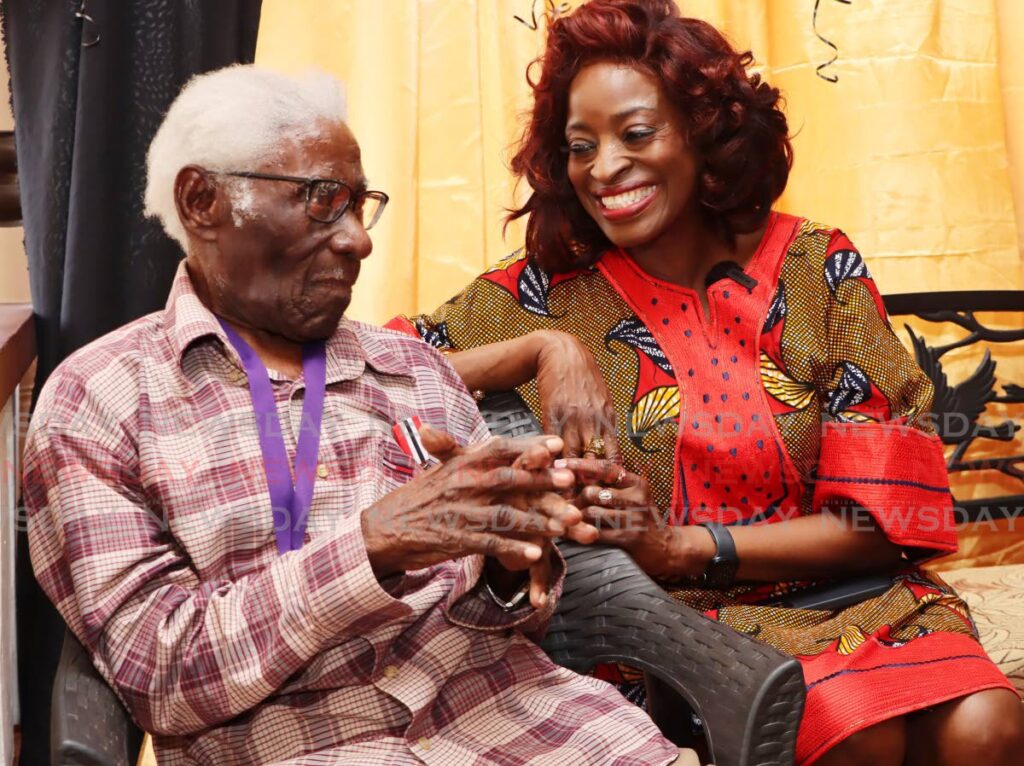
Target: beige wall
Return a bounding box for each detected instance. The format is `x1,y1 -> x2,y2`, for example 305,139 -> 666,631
0,41 -> 29,305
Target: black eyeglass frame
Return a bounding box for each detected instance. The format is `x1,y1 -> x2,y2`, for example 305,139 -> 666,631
212,170 -> 390,228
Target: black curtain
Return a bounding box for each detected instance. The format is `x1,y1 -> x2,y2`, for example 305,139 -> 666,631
2,2 -> 261,761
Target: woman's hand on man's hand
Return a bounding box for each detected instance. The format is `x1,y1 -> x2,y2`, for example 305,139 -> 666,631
361,427 -> 599,609
559,457 -> 714,581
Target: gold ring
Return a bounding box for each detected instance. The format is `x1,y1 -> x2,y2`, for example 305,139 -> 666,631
584,436 -> 606,458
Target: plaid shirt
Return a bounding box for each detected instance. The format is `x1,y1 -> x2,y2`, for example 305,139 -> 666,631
24,263 -> 676,765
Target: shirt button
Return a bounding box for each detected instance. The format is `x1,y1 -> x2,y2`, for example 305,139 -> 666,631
316,463 -> 329,479
417,737 -> 432,751
383,665 -> 398,679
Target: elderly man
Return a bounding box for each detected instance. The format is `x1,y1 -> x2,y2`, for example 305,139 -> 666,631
23,65 -> 694,765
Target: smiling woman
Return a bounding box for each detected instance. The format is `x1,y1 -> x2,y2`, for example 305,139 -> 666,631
563,65 -> 702,250
388,1 -> 1024,764
516,14 -> 789,276
557,61 -> 766,315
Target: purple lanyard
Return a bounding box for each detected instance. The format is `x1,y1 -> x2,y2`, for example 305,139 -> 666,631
218,319 -> 327,554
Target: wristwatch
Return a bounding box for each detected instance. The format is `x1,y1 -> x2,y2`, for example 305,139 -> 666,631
484,573 -> 530,612
697,521 -> 739,589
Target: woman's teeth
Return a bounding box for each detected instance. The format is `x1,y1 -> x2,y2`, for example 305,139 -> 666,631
600,185 -> 656,210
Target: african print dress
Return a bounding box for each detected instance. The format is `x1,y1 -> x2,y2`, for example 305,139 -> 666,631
387,212 -> 1016,765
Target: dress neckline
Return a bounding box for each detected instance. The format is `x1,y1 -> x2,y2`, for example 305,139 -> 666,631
598,212 -> 781,343
594,212 -> 806,524
602,211 -> 779,300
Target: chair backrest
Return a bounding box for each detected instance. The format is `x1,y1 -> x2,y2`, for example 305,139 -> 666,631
52,628 -> 143,766
477,390 -> 542,439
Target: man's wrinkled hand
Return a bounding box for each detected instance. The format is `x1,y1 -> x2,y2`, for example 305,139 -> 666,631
361,430 -> 598,585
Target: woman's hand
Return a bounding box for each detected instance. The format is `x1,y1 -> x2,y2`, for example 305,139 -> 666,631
534,330 -> 620,461
444,329 -> 618,461
561,458 -> 714,581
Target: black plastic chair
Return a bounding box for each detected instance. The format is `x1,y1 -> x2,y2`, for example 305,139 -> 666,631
50,391 -> 807,766
51,633 -> 143,766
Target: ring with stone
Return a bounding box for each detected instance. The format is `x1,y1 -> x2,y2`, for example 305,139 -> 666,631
584,436 -> 606,458
597,488 -> 614,505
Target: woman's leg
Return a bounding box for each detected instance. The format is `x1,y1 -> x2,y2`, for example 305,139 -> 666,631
905,688 -> 1024,766
813,716 -> 907,766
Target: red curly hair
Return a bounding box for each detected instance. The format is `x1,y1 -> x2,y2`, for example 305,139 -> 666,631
508,0 -> 792,271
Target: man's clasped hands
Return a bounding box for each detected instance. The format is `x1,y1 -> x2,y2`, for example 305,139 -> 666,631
361,427 -> 664,608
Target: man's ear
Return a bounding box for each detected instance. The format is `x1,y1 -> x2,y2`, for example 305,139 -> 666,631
174,166 -> 227,242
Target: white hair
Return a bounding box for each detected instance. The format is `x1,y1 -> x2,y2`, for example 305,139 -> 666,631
144,64 -> 348,250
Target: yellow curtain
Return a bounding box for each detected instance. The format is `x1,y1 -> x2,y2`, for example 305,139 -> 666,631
255,0 -> 566,323
256,0 -> 1023,322
996,0 -> 1024,263
256,1 -> 1024,568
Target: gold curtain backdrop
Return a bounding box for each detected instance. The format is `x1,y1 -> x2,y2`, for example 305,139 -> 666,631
256,0 -> 1024,321
256,0 -> 1024,565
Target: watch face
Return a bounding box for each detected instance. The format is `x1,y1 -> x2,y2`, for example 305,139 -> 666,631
704,555 -> 739,590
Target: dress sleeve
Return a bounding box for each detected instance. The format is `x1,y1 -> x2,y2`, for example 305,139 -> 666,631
810,231 -> 957,555
384,247 -> 547,354
384,270 -> 485,352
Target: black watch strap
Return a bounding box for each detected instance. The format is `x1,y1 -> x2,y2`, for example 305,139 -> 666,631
698,521 -> 739,589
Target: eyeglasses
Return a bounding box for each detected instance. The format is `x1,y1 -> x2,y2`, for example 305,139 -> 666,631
214,171 -> 389,229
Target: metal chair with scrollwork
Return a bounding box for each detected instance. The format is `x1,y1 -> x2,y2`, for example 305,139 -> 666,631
883,291 -> 1024,520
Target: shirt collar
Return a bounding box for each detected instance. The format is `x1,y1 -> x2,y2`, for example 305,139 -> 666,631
326,320 -> 415,381
163,260 -> 414,382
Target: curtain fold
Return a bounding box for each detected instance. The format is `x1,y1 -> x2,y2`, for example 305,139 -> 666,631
995,0 -> 1024,263
257,0 -> 1023,321
3,1 -> 261,759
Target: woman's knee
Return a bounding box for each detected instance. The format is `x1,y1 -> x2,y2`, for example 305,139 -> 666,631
918,688 -> 1024,763
815,716 -> 907,766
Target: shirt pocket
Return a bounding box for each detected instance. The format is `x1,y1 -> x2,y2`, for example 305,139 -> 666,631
379,437 -> 417,493
308,398 -> 423,536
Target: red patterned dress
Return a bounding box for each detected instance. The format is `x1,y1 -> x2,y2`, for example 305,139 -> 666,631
387,212 -> 1016,765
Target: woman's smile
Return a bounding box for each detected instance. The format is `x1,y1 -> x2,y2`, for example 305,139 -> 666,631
595,183 -> 659,220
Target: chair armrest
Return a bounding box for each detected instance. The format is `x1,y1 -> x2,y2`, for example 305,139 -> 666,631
51,629 -> 143,766
771,574 -> 894,611
547,541 -> 804,766
478,392 -> 805,766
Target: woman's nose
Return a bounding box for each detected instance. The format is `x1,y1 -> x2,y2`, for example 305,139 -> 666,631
591,143 -> 630,183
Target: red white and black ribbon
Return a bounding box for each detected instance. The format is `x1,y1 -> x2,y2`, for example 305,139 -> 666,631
392,416 -> 439,469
